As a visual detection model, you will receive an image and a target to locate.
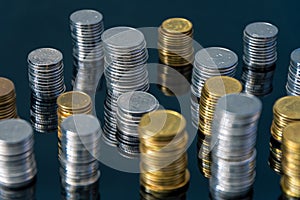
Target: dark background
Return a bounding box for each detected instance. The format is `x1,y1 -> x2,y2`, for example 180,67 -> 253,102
0,0 -> 298,199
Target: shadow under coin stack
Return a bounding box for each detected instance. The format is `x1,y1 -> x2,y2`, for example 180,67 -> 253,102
0,119 -> 37,188
210,93 -> 262,200
269,96 -> 300,174
0,77 -> 17,119
102,27 -> 149,145
59,114 -> 101,188
197,76 -> 242,178
116,91 -> 159,158
28,48 -> 65,133
139,110 -> 190,199
241,22 -> 278,96
286,48 -> 300,96
70,9 -> 105,97
281,122 -> 300,199
191,47 -> 237,128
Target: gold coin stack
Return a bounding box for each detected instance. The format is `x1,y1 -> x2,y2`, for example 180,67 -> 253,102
197,76 -> 242,178
139,110 -> 190,197
0,77 -> 17,120
269,96 -> 300,174
57,91 -> 92,139
158,18 -> 194,67
281,122 -> 300,198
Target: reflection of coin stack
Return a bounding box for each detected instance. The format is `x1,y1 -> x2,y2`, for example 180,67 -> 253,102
0,119 -> 37,188
28,48 -> 65,133
61,179 -> 100,200
139,110 -> 190,197
140,185 -> 186,200
59,114 -> 101,187
269,96 -> 300,174
210,93 -> 262,199
286,48 -> 300,96
281,122 -> 300,198
57,91 -> 92,139
0,77 -> 17,119
102,27 -> 149,145
116,91 -> 159,158
191,47 -> 238,128
198,76 -> 242,178
241,22 -> 278,96
70,9 -> 104,96
0,179 -> 36,200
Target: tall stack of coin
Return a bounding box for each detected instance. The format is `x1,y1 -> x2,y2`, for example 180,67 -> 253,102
61,179 -> 100,200
197,76 -> 242,178
158,18 -> 193,67
59,114 -> 100,188
102,27 -> 149,145
0,77 -> 17,119
269,96 -> 300,174
139,110 -> 190,197
281,122 -> 300,198
70,9 -> 105,96
28,48 -> 65,133
191,47 -> 238,128
116,91 -> 159,158
210,93 -> 262,199
241,22 -> 278,96
286,48 -> 300,96
57,91 -> 92,139
0,119 -> 37,188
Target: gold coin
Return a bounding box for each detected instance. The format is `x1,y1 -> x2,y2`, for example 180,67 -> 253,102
161,18 -> 192,34
283,122 -> 300,149
274,96 -> 300,120
0,77 -> 15,98
204,76 -> 242,97
57,91 -> 91,111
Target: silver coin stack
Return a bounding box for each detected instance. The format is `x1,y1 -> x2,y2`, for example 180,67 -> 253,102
210,93 -> 262,199
241,22 -> 278,96
28,48 -> 65,133
102,27 -> 149,145
191,47 -> 237,128
70,9 -> 105,97
0,119 -> 37,188
286,48 -> 300,96
116,91 -> 159,157
61,179 -> 100,200
59,114 -> 101,187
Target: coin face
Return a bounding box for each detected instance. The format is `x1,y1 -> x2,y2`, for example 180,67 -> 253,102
28,48 -> 63,66
205,76 -> 242,97
244,22 -> 278,39
274,96 -> 300,119
0,77 -> 14,98
70,9 -> 103,26
162,18 -> 192,33
284,122 -> 300,145
0,119 -> 32,144
57,91 -> 91,111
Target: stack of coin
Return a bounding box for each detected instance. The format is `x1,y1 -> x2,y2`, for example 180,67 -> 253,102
116,91 -> 159,158
158,18 -> 193,67
197,76 -> 242,178
241,22 -> 278,96
281,122 -> 300,198
0,119 -> 37,188
0,77 -> 17,119
61,179 -> 100,200
191,47 -> 238,128
0,179 -> 36,200
269,96 -> 300,174
57,91 -> 92,139
139,110 -> 190,197
28,48 -> 65,133
70,9 -> 105,96
102,27 -> 149,145
210,93 -> 262,199
59,114 -> 101,187
286,48 -> 300,96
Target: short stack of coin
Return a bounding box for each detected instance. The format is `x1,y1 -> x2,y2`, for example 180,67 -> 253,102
0,119 -> 37,188
197,76 -> 242,178
281,122 -> 300,198
210,93 -> 262,199
57,91 -> 92,139
286,48 -> 300,96
116,91 -> 159,158
61,179 -> 100,200
102,27 -> 149,145
139,110 -> 190,197
59,114 -> 101,188
28,48 -> 66,133
191,47 -> 238,128
158,18 -> 193,67
0,77 -> 17,119
269,96 -> 300,174
241,22 -> 278,96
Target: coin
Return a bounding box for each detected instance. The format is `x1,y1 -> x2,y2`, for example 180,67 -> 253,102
0,77 -> 17,120
161,18 -> 192,33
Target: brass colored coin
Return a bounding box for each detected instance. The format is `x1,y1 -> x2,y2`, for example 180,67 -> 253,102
161,18 -> 192,34
204,76 -> 242,97
274,96 -> 300,120
0,77 -> 15,98
283,122 -> 300,149
57,91 -> 91,111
